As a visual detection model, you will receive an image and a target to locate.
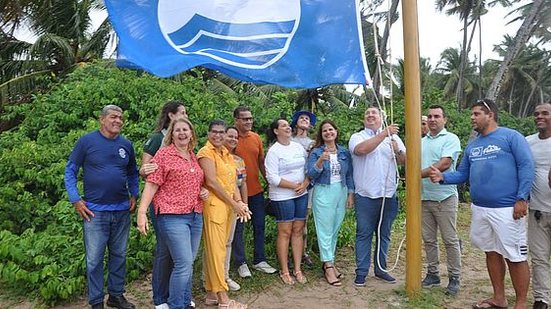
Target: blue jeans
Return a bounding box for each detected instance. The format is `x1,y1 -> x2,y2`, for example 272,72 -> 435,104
83,210 -> 130,306
232,193 -> 267,265
354,194 -> 398,278
156,213 -> 203,309
150,204 -> 173,306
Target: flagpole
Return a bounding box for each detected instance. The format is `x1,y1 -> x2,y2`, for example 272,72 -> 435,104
401,0 -> 422,297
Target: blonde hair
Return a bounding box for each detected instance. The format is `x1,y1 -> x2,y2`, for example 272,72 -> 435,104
163,118 -> 197,151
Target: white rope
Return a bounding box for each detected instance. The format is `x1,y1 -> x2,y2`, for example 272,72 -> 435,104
360,0 -> 405,274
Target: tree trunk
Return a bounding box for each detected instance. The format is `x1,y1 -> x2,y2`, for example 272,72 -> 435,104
372,0 -> 400,95
456,15 -> 470,109
478,15 -> 483,98
486,0 -> 544,101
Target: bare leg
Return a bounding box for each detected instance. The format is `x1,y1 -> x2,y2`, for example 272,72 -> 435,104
485,251 -> 508,307
291,221 -> 305,274
506,259 -> 529,309
277,222 -> 292,274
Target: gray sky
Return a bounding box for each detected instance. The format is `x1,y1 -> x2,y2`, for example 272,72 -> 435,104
388,0 -> 528,67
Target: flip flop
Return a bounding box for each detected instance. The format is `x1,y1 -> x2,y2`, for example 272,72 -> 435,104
472,299 -> 508,309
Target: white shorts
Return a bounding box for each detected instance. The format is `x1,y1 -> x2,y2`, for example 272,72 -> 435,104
470,203 -> 528,262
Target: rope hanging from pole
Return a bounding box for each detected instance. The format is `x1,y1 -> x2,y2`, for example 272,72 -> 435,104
360,0 -> 405,274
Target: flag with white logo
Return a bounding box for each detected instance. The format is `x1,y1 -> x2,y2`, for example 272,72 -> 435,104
105,0 -> 370,88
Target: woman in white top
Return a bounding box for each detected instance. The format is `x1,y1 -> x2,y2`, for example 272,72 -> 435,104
265,118 -> 310,285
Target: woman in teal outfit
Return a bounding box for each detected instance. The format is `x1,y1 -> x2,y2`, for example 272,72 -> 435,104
306,120 -> 354,286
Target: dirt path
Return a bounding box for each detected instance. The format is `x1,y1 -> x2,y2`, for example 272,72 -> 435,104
1,205 -> 530,308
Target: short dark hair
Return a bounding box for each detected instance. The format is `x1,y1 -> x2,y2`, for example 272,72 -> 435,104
267,117 -> 287,144
226,126 -> 238,133
208,119 -> 226,131
428,104 -> 446,118
233,106 -> 250,118
472,99 -> 499,122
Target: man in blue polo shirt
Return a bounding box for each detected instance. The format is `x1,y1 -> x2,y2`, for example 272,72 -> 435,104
420,105 -> 462,295
64,105 -> 139,309
429,99 -> 534,309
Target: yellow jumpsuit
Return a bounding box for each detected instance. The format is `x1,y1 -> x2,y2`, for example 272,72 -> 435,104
197,141 -> 237,292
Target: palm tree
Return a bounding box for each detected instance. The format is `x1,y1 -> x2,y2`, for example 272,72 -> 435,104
486,0 -> 546,101
0,0 -> 112,106
490,36 -> 551,116
435,47 -> 479,103
435,0 -> 478,108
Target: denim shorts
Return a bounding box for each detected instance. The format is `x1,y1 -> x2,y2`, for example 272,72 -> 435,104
271,194 -> 308,222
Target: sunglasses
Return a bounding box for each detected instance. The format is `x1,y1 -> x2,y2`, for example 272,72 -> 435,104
477,99 -> 492,113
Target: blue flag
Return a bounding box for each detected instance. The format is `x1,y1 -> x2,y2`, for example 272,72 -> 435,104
105,0 -> 370,88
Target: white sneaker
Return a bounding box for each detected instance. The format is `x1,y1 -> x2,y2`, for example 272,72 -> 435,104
237,263 -> 252,278
253,261 -> 277,274
226,278 -> 241,291
155,304 -> 169,309
190,300 -> 195,308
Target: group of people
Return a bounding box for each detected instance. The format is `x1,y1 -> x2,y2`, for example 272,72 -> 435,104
63,99 -> 551,309
423,100 -> 551,309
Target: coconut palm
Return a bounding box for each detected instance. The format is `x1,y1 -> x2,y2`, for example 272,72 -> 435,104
486,0 -> 547,101
489,35 -> 551,116
435,47 -> 479,104
0,0 -> 112,105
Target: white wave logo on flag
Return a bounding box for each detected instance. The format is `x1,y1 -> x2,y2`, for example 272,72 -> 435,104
157,0 -> 301,69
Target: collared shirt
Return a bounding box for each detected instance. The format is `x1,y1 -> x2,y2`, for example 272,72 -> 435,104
349,128 -> 405,198
198,141 -> 237,204
235,131 -> 264,196
421,128 -> 461,202
147,144 -> 204,214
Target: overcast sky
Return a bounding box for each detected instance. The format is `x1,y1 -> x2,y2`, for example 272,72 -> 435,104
387,0 -> 528,67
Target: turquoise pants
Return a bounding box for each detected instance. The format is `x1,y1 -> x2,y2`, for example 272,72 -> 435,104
312,182 -> 347,263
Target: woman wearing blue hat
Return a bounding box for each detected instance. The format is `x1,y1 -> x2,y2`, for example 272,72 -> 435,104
291,110 -> 317,152
291,110 -> 316,268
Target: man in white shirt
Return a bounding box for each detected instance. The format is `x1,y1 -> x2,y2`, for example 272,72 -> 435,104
348,107 -> 405,287
527,103 -> 551,309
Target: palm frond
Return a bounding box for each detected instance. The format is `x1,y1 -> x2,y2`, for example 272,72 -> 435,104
0,69 -> 51,106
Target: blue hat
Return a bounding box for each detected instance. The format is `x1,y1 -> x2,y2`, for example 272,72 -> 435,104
291,110 -> 317,127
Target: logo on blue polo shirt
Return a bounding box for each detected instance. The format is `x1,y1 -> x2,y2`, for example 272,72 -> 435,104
119,148 -> 127,159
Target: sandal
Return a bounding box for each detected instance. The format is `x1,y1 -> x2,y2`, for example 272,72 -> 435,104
472,299 -> 508,309
294,270 -> 308,284
334,265 -> 343,279
279,271 -> 295,285
205,296 -> 219,306
218,299 -> 247,309
322,264 -> 342,286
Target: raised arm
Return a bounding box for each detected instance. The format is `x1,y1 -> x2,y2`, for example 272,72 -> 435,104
353,124 -> 399,156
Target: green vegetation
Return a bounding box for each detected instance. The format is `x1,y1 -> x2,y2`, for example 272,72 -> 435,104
0,62 -> 536,305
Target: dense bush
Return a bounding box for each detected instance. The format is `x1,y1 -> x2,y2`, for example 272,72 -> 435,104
0,62 -> 535,305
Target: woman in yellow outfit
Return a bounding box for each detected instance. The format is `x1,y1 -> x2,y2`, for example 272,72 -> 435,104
198,120 -> 251,309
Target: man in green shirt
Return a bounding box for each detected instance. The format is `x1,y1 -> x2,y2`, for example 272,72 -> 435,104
420,105 -> 462,295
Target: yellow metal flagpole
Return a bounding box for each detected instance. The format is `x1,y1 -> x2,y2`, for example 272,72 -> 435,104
401,0 -> 422,297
